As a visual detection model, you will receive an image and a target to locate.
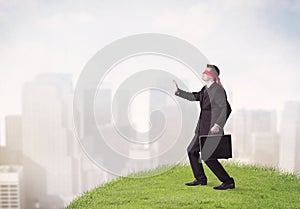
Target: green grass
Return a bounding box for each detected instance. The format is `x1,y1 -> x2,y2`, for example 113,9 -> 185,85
65,162 -> 300,209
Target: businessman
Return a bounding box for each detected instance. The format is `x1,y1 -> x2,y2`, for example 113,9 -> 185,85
173,64 -> 235,190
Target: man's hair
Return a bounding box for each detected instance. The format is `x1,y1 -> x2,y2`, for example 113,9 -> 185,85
207,64 -> 220,76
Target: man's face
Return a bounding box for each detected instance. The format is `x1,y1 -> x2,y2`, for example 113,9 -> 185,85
201,67 -> 213,82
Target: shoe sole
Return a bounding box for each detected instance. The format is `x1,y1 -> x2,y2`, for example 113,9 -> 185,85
213,186 -> 235,190
185,183 -> 207,186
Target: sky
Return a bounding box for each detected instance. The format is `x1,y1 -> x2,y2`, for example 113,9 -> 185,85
0,0 -> 299,137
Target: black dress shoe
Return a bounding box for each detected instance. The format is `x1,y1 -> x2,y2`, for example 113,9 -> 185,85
213,178 -> 235,190
185,179 -> 207,186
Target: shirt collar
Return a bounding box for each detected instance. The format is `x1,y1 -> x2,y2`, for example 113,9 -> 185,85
206,80 -> 215,89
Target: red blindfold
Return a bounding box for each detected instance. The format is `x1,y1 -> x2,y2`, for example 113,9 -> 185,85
202,70 -> 224,89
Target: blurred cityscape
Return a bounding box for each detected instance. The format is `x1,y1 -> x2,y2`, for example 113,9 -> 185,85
0,73 -> 299,209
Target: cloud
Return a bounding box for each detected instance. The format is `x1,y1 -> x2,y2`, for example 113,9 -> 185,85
152,0 -> 300,111
0,0 -> 299,117
34,11 -> 96,30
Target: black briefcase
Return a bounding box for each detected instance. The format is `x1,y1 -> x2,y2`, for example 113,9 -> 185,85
199,134 -> 232,161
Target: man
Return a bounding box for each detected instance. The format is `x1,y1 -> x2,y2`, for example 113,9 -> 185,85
173,64 -> 235,190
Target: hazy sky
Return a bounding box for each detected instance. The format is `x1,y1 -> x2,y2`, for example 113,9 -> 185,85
0,0 -> 299,121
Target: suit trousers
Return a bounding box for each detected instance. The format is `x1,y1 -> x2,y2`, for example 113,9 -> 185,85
187,133 -> 233,183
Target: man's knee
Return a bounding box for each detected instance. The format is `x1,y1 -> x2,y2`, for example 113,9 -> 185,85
187,147 -> 200,157
203,159 -> 215,165
187,147 -> 193,156
187,135 -> 200,154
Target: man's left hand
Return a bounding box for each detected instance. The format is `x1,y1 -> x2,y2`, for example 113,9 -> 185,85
210,124 -> 221,134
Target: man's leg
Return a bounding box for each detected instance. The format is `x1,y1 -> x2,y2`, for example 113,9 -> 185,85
204,159 -> 233,183
187,134 -> 207,181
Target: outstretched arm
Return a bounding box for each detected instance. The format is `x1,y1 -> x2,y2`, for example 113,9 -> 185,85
173,80 -> 200,101
175,88 -> 201,101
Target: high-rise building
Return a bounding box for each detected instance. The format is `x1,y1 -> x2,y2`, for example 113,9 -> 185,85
0,165 -> 24,209
0,115 -> 23,165
251,132 -> 279,167
231,111 -> 247,159
232,109 -> 278,163
0,118 -> 4,146
279,101 -> 300,173
5,115 -> 22,150
22,74 -> 74,208
295,115 -> 300,175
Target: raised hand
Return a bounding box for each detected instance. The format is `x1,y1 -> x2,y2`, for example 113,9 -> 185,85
173,80 -> 179,91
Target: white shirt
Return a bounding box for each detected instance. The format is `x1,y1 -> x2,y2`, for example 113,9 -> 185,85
206,80 -> 215,88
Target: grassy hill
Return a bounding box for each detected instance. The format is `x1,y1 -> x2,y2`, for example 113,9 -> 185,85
65,162 -> 300,209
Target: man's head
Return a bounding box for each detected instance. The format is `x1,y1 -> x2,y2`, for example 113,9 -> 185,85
202,64 -> 220,82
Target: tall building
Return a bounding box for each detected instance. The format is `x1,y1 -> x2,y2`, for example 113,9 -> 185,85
0,117 -> 5,145
5,115 -> 22,150
0,165 -> 24,209
251,132 -> 279,167
295,115 -> 300,175
279,101 -> 300,173
232,109 -> 278,164
230,111 -> 247,159
22,74 -> 74,208
0,115 -> 23,165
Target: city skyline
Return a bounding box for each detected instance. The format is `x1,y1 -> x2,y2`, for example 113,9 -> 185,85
1,0 -> 300,122
1,0 -> 300,208
0,72 -> 299,208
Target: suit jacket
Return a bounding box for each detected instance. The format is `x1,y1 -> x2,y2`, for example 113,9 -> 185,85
175,82 -> 232,135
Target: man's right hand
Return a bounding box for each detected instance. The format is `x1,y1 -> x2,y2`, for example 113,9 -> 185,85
173,80 -> 179,91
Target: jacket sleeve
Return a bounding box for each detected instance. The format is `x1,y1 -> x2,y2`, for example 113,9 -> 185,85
214,88 -> 232,128
174,88 -> 200,101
